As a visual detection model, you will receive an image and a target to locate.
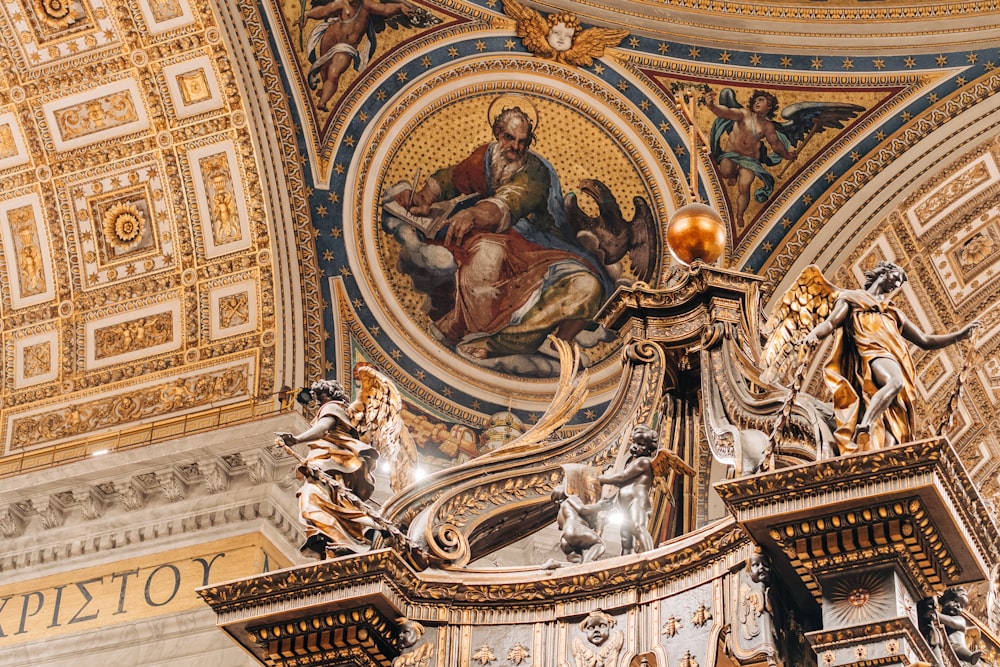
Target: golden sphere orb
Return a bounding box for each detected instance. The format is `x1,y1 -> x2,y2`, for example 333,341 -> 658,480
666,202 -> 726,266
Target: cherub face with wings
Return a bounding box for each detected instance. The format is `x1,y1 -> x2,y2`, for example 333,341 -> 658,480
545,13 -> 580,51
504,0 -> 627,67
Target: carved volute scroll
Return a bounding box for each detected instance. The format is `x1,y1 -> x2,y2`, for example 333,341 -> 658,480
382,339 -> 668,565
380,264 -> 821,565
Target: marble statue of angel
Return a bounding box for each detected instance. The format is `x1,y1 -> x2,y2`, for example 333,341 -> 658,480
761,262 -> 979,453
275,365 -> 417,558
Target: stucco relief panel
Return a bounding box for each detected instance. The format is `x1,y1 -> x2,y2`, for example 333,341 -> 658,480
1,0 -> 117,68
906,154 -> 998,237
206,276 -> 259,340
0,111 -> 30,171
133,0 -> 194,34
83,299 -> 182,370
0,192 -> 56,308
11,327 -> 60,389
42,79 -> 149,152
64,158 -> 174,289
186,139 -> 252,258
161,54 -> 224,120
930,204 -> 1000,307
4,355 -> 255,453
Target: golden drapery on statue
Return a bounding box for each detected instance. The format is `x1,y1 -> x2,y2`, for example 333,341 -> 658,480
296,399 -> 381,554
276,367 -> 417,559
762,262 -> 978,453
823,289 -> 916,452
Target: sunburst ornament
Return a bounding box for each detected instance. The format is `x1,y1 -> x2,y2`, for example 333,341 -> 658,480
102,202 -> 145,251
826,571 -> 890,626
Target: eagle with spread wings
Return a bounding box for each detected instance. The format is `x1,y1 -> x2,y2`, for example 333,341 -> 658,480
503,0 -> 627,67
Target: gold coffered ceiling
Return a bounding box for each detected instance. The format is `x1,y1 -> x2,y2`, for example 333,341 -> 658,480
0,0 -> 299,472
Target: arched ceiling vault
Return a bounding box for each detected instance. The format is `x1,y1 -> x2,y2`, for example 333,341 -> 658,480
1,0 -> 999,498
539,0 -> 1000,52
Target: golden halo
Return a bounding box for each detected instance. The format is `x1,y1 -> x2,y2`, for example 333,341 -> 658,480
486,94 -> 540,133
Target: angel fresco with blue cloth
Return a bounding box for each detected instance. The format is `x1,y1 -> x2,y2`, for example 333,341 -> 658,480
705,87 -> 864,229
299,0 -> 439,111
384,99 -> 655,377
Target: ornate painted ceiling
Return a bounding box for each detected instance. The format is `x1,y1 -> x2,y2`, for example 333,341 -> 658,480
1,0 -> 999,501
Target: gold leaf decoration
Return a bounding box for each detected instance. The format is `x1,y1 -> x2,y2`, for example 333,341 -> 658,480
34,0 -> 74,27
102,202 -> 145,251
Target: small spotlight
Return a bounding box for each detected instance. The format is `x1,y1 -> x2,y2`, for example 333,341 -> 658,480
92,449 -> 109,457
413,466 -> 428,481
378,459 -> 393,474
606,510 -> 623,526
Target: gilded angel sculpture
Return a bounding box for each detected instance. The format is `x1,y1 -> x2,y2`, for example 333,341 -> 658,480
503,0 -> 627,67
275,366 -> 417,558
761,262 -> 979,453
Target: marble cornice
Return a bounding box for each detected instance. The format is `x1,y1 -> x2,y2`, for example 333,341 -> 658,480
199,517 -> 747,621
0,413 -> 309,578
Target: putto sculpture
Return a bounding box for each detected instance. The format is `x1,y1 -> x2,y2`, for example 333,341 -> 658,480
547,423 -> 692,562
937,587 -> 983,665
551,464 -> 609,564
598,424 -> 660,555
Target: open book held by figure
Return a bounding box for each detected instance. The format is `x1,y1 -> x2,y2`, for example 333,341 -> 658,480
382,193 -> 481,239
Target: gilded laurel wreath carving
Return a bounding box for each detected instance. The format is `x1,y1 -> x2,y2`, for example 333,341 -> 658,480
434,471 -> 562,528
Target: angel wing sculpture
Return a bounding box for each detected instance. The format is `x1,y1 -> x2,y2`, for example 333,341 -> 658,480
350,362 -> 418,492
760,265 -> 838,386
761,261 -> 979,453
503,0 -> 627,67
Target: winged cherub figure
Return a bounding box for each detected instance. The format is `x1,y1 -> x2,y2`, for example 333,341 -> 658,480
705,87 -> 864,228
761,262 -> 980,453
503,0 -> 627,67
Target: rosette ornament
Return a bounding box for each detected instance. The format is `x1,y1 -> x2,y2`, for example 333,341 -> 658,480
102,202 -> 145,252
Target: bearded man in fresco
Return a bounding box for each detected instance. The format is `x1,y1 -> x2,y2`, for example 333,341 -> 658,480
392,105 -> 612,363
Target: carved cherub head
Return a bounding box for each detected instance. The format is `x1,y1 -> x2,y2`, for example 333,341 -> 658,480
629,424 -> 659,458
940,587 -> 970,615
580,609 -> 616,646
747,547 -> 771,585
396,617 -> 425,649
544,12 -> 580,51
